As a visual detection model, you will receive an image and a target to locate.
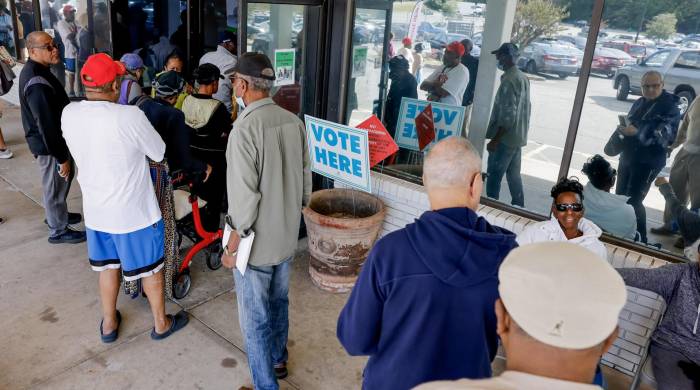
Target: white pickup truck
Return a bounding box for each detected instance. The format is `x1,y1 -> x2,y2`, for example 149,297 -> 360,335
614,48 -> 700,114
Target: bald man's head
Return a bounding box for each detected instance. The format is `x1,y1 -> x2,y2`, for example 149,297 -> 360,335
423,137 -> 481,189
27,31 -> 60,66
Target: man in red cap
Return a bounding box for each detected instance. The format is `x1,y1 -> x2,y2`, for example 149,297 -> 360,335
56,4 -> 79,97
61,53 -> 189,344
420,41 -> 469,106
397,36 -> 415,74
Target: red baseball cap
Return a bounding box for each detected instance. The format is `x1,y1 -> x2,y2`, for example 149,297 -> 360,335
80,53 -> 126,87
402,37 -> 412,45
446,41 -> 466,57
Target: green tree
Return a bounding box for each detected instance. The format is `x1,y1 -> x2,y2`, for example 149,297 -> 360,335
511,0 -> 569,48
423,0 -> 457,16
646,13 -> 677,40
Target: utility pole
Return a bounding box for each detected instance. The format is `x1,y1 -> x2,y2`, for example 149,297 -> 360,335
634,0 -> 649,43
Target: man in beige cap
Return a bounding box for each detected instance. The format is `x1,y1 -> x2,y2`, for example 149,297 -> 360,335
415,242 -> 628,390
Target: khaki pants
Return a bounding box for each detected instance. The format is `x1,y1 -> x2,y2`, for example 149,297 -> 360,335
663,148 -> 700,224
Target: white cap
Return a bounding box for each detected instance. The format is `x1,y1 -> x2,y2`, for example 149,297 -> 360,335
498,242 -> 627,350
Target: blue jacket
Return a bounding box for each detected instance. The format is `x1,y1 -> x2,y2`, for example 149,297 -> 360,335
337,207 -> 518,390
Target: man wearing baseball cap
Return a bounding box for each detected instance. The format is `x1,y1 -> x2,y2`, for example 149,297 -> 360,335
485,42 -> 531,208
118,53 -> 145,105
420,41 -> 469,105
222,52 -> 311,390
181,63 -> 232,231
199,30 -> 238,112
56,4 -> 79,97
61,53 -> 189,344
397,36 -> 415,74
415,242 -> 627,389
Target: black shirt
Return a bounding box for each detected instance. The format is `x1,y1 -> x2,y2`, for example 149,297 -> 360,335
384,71 -> 418,138
461,54 -> 479,106
19,59 -> 71,162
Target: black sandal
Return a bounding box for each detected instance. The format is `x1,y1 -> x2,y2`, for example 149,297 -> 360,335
100,310 -> 122,343
150,310 -> 189,340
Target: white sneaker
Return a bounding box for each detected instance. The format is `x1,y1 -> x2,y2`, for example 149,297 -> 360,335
0,148 -> 12,159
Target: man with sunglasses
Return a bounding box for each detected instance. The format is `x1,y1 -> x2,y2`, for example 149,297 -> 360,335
19,31 -> 85,244
338,137 -> 518,390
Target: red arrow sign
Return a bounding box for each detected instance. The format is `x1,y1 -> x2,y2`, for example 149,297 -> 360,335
356,115 -> 399,167
415,103 -> 435,151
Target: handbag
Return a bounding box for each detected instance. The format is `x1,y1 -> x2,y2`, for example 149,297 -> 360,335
0,60 -> 15,96
604,129 -> 625,157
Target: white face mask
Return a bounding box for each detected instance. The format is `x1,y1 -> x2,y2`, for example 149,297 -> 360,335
236,96 -> 246,110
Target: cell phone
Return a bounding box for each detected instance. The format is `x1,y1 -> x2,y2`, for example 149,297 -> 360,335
618,114 -> 629,128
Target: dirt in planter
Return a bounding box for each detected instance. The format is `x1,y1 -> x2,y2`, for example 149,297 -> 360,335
326,212 -> 358,219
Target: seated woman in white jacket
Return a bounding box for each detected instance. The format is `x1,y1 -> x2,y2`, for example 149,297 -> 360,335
517,177 -> 608,260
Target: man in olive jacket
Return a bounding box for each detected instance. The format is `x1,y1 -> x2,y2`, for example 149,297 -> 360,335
221,53 -> 311,390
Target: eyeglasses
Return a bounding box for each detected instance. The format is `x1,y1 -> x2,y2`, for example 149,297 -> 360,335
481,172 -> 488,180
33,43 -> 58,52
555,203 -> 583,212
642,83 -> 662,89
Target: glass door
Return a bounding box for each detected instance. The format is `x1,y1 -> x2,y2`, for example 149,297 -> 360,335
241,1 -> 322,117
345,0 -> 391,127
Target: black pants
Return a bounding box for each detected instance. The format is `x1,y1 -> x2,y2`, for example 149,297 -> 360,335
650,342 -> 700,390
192,150 -> 227,232
616,161 -> 663,243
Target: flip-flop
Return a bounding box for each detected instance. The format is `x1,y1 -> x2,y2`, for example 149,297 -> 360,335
100,310 -> 122,343
150,310 -> 189,340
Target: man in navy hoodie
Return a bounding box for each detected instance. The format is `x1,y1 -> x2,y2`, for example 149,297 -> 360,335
337,136 -> 518,390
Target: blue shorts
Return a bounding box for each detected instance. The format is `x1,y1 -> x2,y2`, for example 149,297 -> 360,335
87,220 -> 165,281
65,58 -> 76,73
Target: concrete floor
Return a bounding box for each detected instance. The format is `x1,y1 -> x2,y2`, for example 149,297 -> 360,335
0,101 -> 649,389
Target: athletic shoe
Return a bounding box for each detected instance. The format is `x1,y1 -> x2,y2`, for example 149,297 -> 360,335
48,228 -> 87,244
0,148 -> 12,159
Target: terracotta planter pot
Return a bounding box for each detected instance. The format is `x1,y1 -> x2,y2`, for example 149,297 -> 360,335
302,189 -> 386,293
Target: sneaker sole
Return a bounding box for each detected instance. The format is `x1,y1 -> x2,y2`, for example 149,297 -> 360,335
48,237 -> 87,244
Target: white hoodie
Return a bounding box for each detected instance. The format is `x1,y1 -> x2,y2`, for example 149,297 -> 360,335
517,217 -> 608,260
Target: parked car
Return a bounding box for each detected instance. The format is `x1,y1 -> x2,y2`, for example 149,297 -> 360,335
602,40 -> 648,62
591,47 -> 635,78
614,48 -> 700,114
517,41 -> 580,79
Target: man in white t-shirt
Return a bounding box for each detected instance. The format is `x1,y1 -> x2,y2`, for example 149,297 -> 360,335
55,5 -> 79,97
415,242 -> 627,390
199,31 -> 238,112
397,37 -> 415,74
62,53 -> 189,344
420,41 -> 469,106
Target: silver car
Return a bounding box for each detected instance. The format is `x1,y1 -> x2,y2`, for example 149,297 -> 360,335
614,48 -> 700,114
518,41 -> 581,79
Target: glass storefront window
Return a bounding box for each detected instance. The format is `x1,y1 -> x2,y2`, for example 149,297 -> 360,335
202,0 -> 237,52
246,3 -> 309,116
15,0 -> 36,61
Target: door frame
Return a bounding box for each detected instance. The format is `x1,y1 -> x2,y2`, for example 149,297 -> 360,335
238,0 -> 326,118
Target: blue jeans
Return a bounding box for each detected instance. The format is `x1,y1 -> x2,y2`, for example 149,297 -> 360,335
234,258 -> 291,390
486,143 -> 524,207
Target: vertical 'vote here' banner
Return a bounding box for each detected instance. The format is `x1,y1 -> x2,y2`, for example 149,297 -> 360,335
394,97 -> 466,151
305,115 -> 372,193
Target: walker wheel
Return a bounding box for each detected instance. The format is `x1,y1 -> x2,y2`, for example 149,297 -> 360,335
206,245 -> 223,270
172,269 -> 191,299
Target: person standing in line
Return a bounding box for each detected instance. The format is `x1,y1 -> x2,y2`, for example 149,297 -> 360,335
420,41 -> 469,106
182,63 -> 232,231
485,43 -> 530,207
55,4 -> 79,97
384,55 -> 417,139
199,31 -> 238,112
416,242 -> 627,390
610,70 -> 680,243
19,31 -> 84,244
397,37 -> 414,74
387,32 -> 396,58
62,53 -> 189,343
0,126 -> 11,158
118,53 -> 145,105
412,43 -> 424,82
460,38 -> 479,107
338,137 -> 518,390
222,52 -> 311,390
652,95 -> 700,246
654,177 -> 700,262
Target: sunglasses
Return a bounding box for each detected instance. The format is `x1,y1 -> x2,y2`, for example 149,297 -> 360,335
34,43 -> 58,52
555,203 -> 583,212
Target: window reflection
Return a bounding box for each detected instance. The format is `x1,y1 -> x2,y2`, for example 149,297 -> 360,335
0,0 -> 17,59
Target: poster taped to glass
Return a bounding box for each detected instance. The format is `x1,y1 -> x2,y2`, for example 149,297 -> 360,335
274,49 -> 296,86
352,46 -> 368,78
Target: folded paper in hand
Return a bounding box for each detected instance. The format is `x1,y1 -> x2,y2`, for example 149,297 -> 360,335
222,224 -> 255,275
